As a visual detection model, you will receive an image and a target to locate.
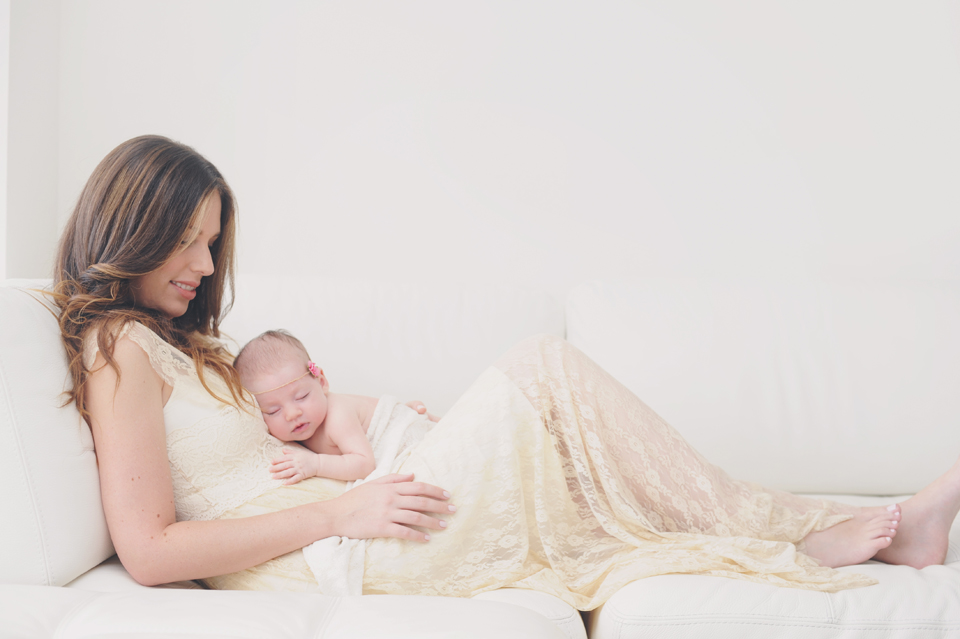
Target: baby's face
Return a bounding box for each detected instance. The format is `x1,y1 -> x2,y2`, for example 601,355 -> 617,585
247,360 -> 330,442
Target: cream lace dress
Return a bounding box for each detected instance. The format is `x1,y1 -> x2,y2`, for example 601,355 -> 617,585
94,324 -> 874,610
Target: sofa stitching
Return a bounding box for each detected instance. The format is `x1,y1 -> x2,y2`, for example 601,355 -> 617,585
823,589 -> 837,625
311,596 -> 341,639
0,294 -> 50,585
552,613 -> 585,639
611,620 -> 960,631
52,590 -> 98,639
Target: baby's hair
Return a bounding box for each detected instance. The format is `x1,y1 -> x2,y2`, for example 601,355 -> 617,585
234,329 -> 313,381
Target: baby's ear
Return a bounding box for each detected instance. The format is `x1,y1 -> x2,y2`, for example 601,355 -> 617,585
318,370 -> 330,392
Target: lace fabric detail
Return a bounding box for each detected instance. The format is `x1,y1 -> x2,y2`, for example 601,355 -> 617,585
363,336 -> 872,608
85,322 -> 285,522
213,335 -> 873,609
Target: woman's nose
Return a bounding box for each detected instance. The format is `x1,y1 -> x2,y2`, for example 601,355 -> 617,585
194,246 -> 215,277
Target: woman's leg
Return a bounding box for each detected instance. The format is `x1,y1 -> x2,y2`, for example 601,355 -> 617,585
493,335 -> 943,568
873,456 -> 960,568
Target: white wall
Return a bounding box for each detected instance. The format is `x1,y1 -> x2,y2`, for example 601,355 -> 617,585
6,0 -> 59,279
11,1 -> 959,295
0,0 -> 9,280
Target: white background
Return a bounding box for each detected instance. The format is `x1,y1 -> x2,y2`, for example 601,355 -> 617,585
3,1 -> 960,298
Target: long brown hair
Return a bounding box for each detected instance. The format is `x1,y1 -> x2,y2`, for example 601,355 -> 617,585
53,135 -> 247,419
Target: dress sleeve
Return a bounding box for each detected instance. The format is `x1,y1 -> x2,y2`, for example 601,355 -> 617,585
82,321 -> 194,388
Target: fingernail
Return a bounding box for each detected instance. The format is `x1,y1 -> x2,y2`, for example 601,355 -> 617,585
424,534 -> 431,541
448,505 -> 457,512
887,504 -> 897,512
886,537 -> 891,542
443,491 -> 451,498
439,520 -> 447,528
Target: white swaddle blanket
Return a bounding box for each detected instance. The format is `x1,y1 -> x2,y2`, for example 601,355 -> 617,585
302,396 -> 434,595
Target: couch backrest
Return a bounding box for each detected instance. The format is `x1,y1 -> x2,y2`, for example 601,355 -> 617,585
221,276 -> 565,413
567,279 -> 960,495
0,281 -> 114,586
1,276 -> 563,585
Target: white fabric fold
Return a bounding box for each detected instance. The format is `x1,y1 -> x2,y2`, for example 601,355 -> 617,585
302,396 -> 434,595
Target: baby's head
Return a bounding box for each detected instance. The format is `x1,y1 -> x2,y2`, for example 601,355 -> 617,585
235,330 -> 329,442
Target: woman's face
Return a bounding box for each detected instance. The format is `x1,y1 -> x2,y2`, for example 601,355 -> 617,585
131,193 -> 221,318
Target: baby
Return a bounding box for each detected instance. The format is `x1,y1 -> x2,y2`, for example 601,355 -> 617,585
234,329 -> 436,484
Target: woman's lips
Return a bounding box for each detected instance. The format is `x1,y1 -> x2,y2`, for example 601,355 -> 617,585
172,281 -> 198,300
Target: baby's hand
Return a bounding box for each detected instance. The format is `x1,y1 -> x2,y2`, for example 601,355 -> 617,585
270,447 -> 321,485
405,400 -> 440,423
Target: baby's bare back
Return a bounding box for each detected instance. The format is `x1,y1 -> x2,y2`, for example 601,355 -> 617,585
302,393 -> 378,455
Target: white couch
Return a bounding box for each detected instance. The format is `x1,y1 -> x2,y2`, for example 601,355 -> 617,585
2,275 -> 959,638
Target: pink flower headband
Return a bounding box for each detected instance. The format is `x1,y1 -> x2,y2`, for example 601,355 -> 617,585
251,361 -> 321,395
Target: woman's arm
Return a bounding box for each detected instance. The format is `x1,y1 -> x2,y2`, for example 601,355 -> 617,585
87,337 -> 452,586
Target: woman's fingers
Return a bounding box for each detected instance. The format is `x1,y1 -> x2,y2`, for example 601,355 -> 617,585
329,474 -> 456,542
396,494 -> 456,515
392,508 -> 449,531
404,400 -> 427,415
387,477 -> 451,500
384,523 -> 432,542
370,472 -> 416,485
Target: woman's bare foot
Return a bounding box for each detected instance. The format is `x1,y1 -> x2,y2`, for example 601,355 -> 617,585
873,455 -> 960,569
802,505 -> 900,568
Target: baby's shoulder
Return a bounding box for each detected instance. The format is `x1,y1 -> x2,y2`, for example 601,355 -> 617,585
327,394 -> 379,432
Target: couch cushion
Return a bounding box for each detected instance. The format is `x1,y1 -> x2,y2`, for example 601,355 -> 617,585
566,279 -> 960,495
0,280 -> 113,586
65,558 -> 587,639
0,585 -> 568,639
222,276 -> 565,413
589,565 -> 960,639
590,492 -> 960,639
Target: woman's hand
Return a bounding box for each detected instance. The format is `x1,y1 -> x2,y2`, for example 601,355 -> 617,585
328,473 -> 455,542
404,400 -> 441,423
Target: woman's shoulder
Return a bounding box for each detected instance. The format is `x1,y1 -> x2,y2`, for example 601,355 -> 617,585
84,319 -> 193,386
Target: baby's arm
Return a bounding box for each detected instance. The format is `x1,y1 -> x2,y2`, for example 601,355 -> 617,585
317,401 -> 376,480
271,397 -> 375,484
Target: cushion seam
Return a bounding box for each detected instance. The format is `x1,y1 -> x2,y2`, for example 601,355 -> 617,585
0,325 -> 50,585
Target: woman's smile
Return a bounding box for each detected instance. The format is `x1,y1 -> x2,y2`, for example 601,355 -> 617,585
172,280 -> 199,300
131,193 -> 220,318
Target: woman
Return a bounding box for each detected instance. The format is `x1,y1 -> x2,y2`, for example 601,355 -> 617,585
54,135 -> 960,609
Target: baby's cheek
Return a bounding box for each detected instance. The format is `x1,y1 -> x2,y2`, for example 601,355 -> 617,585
263,418 -> 283,440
